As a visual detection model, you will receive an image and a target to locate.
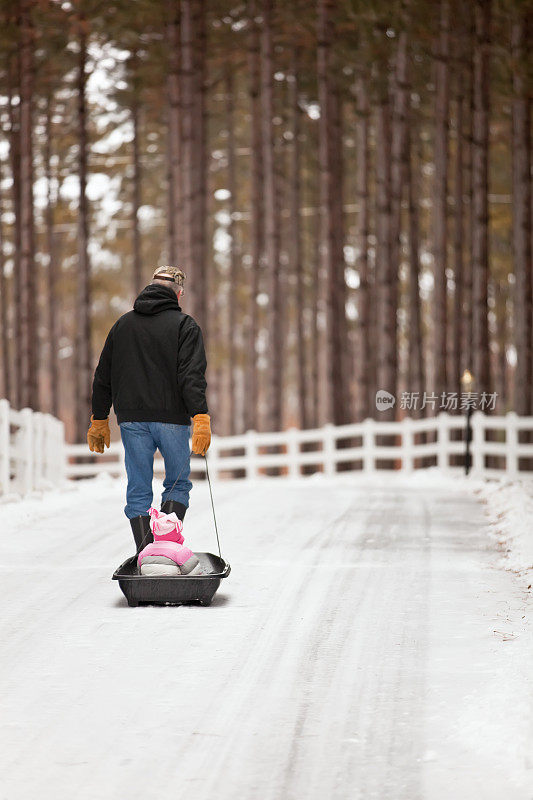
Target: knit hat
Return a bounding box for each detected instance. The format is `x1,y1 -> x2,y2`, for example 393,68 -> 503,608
152,265 -> 186,288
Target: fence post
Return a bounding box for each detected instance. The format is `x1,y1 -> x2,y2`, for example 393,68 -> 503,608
362,418 -> 374,474
245,430 -> 258,480
33,412 -> 45,489
506,411 -> 518,478
470,411 -> 484,477
286,427 -> 300,478
402,417 -> 413,473
55,418 -> 66,484
41,414 -> 49,484
0,399 -> 10,494
436,413 -> 449,471
323,423 -> 335,476
18,408 -> 34,494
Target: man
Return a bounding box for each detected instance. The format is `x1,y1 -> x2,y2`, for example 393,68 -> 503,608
87,266 -> 211,551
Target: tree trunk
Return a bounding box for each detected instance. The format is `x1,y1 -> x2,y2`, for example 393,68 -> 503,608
131,56 -> 142,297
260,0 -> 282,431
330,78 -> 349,424
375,86 -> 395,415
192,0 -> 208,336
317,0 -> 331,425
245,0 -> 263,432
433,0 -> 450,402
471,0 -> 491,398
390,9 -> 409,396
511,14 -> 532,416
311,193 -> 320,428
406,118 -> 424,412
304,119 -> 320,429
7,53 -> 22,408
45,92 -> 59,418
494,278 -> 508,412
451,67 -> 465,398
290,53 -> 307,428
355,78 -> 370,421
180,0 -> 194,309
463,8 -> 475,373
166,0 -> 181,264
226,66 -> 237,435
19,0 -> 37,411
75,19 -> 92,440
317,0 -> 348,425
0,161 -> 10,403
166,120 -> 176,263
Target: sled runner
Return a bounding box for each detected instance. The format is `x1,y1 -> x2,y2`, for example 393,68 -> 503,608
112,456 -> 230,607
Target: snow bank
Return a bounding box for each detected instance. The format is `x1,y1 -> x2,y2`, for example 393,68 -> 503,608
472,479 -> 533,575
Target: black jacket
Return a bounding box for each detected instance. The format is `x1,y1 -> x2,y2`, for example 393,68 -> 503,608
91,284 -> 208,424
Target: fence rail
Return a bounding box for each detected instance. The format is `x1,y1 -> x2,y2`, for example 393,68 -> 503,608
64,412 -> 533,482
0,400 -> 66,497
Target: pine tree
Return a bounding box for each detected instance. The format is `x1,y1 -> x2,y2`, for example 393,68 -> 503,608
260,0 -> 282,431
471,0 -> 491,398
511,8 -> 532,415
19,0 -> 37,411
433,0 -> 450,402
74,13 -> 92,440
355,77 -> 371,421
245,0 -> 263,432
0,161 -> 10,403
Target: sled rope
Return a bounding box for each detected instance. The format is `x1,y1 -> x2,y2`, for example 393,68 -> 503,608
204,455 -> 222,559
136,452 -> 223,559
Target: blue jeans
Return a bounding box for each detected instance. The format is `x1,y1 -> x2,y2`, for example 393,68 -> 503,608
119,422 -> 193,519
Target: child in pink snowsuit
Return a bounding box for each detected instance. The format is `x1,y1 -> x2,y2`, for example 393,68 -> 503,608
137,507 -> 203,576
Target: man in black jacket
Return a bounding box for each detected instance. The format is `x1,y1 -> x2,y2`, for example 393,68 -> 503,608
87,266 -> 211,550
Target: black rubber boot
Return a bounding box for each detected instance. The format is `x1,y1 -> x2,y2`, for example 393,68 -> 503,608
129,515 -> 152,551
160,499 -> 187,521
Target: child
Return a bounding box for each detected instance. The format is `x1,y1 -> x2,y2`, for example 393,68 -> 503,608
137,507 -> 203,576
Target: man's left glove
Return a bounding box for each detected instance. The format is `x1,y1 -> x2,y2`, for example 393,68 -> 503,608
191,413 -> 211,456
87,415 -> 111,453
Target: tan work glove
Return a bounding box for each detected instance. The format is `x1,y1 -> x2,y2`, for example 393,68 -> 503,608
87,415 -> 111,454
191,413 -> 211,456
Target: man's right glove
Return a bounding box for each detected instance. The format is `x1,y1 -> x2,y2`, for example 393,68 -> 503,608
191,413 -> 211,456
87,415 -> 110,454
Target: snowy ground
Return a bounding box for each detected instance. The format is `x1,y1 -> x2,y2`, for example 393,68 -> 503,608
0,471 -> 532,800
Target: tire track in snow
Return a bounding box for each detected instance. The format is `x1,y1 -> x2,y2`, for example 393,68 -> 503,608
183,488 -> 383,800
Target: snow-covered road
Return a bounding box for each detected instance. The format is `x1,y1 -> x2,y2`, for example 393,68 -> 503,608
1,474 -> 531,799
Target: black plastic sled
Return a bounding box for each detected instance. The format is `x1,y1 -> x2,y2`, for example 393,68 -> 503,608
113,552 -> 231,607
113,456 -> 229,607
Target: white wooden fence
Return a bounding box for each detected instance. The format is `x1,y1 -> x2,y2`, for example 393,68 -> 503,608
3,401 -> 533,496
63,411 -> 533,482
0,399 -> 66,497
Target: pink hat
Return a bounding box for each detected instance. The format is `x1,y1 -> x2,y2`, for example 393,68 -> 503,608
149,506 -> 184,545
